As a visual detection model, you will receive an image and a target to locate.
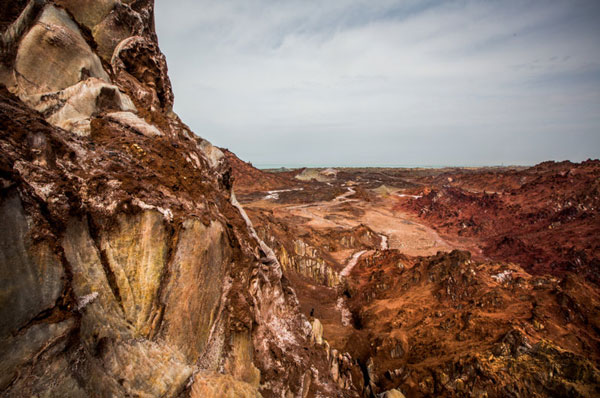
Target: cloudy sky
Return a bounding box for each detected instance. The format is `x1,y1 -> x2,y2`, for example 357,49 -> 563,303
155,0 -> 600,167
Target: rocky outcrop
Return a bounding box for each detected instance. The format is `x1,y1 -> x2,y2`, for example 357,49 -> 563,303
343,249 -> 600,397
253,218 -> 380,288
0,1 -> 356,397
379,389 -> 406,398
308,318 -> 358,393
279,239 -> 341,287
402,161 -> 600,282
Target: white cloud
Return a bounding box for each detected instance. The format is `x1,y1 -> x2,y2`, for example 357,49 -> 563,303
156,0 -> 600,166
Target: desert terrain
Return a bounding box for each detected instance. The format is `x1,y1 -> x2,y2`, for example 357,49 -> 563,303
228,149 -> 600,398
1,1 -> 598,397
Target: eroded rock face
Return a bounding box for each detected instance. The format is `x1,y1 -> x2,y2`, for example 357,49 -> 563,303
0,192 -> 65,339
15,5 -> 110,94
21,78 -> 137,136
0,1 -> 355,397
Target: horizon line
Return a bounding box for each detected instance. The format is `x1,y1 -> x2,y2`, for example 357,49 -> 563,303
249,158 -> 599,170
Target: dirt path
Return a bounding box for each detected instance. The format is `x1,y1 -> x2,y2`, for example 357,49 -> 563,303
336,249 -> 367,327
282,196 -> 458,257
340,250 -> 367,278
334,186 -> 357,202
379,234 -> 388,250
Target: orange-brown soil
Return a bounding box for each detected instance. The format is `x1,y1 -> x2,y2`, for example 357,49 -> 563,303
229,154 -> 600,398
398,160 -> 600,283
345,249 -> 600,397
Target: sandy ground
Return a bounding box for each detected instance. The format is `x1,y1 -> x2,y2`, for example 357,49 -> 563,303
253,194 -> 470,258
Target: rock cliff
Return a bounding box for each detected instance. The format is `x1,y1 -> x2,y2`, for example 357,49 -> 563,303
0,1 -> 356,397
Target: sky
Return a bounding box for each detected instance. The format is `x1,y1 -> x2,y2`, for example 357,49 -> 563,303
155,0 -> 600,167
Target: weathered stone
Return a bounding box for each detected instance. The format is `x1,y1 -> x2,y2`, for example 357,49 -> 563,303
14,5 -> 109,95
54,0 -> 118,30
387,335 -> 408,359
92,4 -> 143,62
302,370 -> 312,398
100,211 -> 166,337
380,389 -> 406,398
438,371 -> 450,386
225,331 -> 261,388
0,0 -> 46,64
161,219 -> 231,362
92,338 -> 193,397
311,318 -> 324,345
366,357 -> 377,385
280,239 -> 341,286
20,77 -> 136,136
1,336 -> 87,398
455,377 -> 465,392
0,318 -> 75,390
190,372 -> 262,398
111,35 -> 173,110
105,110 -> 162,137
62,218 -> 131,345
331,353 -> 340,382
0,192 -> 64,339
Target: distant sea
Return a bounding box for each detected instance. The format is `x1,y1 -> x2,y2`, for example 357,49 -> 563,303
253,163 -> 527,170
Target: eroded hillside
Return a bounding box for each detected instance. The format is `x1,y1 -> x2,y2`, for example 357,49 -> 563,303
230,156 -> 600,398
